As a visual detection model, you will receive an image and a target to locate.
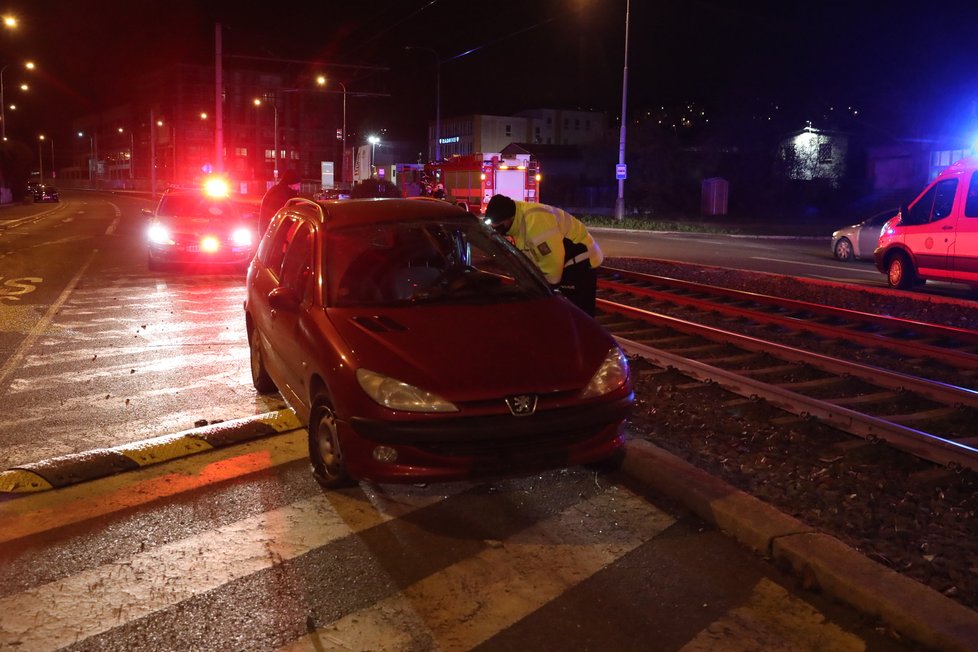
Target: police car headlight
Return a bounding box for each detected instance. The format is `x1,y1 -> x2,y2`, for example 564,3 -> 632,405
356,368 -> 458,413
581,347 -> 629,398
147,223 -> 174,245
231,228 -> 253,247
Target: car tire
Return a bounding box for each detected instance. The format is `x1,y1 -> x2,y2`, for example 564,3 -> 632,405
249,329 -> 278,394
886,252 -> 916,289
308,393 -> 353,489
833,238 -> 854,262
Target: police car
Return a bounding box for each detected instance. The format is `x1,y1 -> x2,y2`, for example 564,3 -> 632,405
144,178 -> 258,271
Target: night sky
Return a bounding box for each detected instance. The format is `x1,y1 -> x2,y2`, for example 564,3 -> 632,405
4,1 -> 978,152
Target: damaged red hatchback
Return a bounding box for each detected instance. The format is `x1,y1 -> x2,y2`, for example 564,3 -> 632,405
244,197 -> 633,487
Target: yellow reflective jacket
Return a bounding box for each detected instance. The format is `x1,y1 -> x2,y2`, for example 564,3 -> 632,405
502,201 -> 603,284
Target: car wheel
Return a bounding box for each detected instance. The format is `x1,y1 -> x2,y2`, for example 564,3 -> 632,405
308,393 -> 352,488
249,329 -> 278,394
833,238 -> 854,262
886,252 -> 915,289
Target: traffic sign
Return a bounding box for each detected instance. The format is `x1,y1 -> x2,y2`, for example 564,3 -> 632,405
615,164 -> 627,180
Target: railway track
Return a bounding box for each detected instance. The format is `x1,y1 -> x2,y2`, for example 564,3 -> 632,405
597,266 -> 978,472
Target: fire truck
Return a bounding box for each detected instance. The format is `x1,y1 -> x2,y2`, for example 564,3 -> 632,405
395,153 -> 541,215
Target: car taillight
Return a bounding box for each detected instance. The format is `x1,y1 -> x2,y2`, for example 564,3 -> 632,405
231,228 -> 253,247
200,236 -> 221,253
147,223 -> 174,245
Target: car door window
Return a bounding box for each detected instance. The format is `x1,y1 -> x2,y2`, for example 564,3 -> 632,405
262,214 -> 302,278
932,179 -> 957,220
965,171 -> 978,218
280,223 -> 315,302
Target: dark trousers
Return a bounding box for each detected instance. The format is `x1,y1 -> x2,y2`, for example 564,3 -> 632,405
557,262 -> 598,316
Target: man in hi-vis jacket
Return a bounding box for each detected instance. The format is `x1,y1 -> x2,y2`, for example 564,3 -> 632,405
485,194 -> 603,316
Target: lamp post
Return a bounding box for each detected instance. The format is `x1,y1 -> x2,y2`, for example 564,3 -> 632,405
405,47 -> 441,161
118,127 -> 134,180
37,134 -> 44,183
368,135 -> 380,176
614,0 -> 631,221
253,97 -> 279,181
318,75 -> 348,185
0,60 -> 34,141
78,130 -> 99,188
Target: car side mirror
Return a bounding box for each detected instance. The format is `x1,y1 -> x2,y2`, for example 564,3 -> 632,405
268,286 -> 301,311
142,208 -> 154,217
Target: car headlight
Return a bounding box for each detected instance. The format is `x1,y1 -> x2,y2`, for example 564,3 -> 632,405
581,347 -> 630,398
231,228 -> 254,247
147,223 -> 174,245
356,368 -> 458,413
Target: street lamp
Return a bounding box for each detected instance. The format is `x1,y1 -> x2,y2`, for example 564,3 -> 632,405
253,97 -> 279,181
78,130 -> 99,188
614,0 -> 631,221
37,134 -> 45,183
405,47 -> 441,161
367,135 -> 380,175
0,60 -> 33,141
118,127 -> 134,179
318,75 -> 348,185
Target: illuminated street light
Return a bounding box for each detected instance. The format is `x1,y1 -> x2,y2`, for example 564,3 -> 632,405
37,134 -> 45,183
3,16 -> 16,28
118,127 -> 134,179
0,60 -> 34,141
318,75 -> 348,185
368,135 -> 380,174
78,130 -> 99,187
253,96 -> 279,181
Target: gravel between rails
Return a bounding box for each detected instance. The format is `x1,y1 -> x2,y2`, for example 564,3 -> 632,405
606,257 -> 978,613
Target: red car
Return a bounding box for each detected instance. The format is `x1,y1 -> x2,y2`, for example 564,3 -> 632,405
244,197 -> 633,487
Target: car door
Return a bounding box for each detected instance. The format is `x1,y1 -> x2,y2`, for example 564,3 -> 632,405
268,218 -> 318,407
952,170 -> 978,283
903,177 -> 958,277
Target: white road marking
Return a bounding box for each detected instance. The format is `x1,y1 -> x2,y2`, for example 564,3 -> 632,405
0,488 -> 447,650
678,578 -> 864,651
279,487 -> 675,652
0,250 -> 96,390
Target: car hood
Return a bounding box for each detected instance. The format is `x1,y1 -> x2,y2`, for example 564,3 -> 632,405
327,298 -> 618,401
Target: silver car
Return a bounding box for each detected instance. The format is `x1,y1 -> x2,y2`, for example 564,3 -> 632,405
831,210 -> 894,261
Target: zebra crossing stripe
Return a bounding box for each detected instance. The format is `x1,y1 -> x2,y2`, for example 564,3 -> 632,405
276,487 -> 676,651
0,488 -> 448,650
676,578 -> 865,652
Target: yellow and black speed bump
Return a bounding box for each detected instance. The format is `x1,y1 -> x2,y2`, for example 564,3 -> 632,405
0,410 -> 303,497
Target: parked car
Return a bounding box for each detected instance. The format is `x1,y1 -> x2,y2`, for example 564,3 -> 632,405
143,178 -> 258,271
831,210 -> 893,261
875,157 -> 978,290
244,197 -> 633,487
32,184 -> 59,203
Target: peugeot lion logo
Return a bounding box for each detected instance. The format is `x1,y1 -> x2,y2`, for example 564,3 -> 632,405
505,394 -> 538,416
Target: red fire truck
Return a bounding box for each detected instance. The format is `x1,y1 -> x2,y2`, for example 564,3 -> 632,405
396,153 -> 541,215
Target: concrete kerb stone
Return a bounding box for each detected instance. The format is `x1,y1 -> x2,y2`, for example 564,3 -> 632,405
0,409 -> 302,496
619,438 -> 978,652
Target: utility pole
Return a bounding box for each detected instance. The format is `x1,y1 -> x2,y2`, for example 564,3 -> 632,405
215,23 -> 224,174
614,0 -> 631,221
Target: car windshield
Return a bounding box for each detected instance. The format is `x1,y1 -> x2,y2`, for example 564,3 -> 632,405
327,217 -> 550,307
157,193 -> 236,219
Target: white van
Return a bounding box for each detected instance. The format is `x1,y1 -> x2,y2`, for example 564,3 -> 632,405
874,157 -> 978,291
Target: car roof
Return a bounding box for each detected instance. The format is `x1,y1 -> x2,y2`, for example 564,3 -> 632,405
290,197 -> 473,229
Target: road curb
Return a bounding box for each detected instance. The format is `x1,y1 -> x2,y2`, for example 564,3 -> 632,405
0,410 -> 302,495
619,439 -> 978,652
